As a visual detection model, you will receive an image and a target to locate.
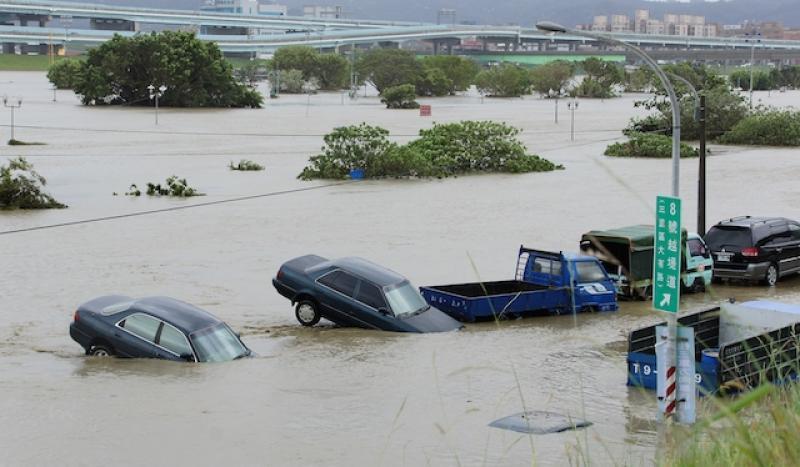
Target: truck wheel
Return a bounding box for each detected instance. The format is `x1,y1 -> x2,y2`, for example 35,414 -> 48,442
762,264 -> 779,287
295,300 -> 321,327
89,344 -> 114,357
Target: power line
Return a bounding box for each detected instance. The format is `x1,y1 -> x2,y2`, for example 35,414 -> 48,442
0,181 -> 353,237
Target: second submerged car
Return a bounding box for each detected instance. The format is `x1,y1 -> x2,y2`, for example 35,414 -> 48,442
272,255 -> 462,333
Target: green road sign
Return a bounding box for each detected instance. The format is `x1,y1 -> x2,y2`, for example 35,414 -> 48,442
653,195 -> 682,313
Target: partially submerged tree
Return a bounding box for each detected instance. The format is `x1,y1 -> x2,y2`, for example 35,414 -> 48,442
418,55 -> 480,94
0,157 -> 66,209
74,31 -> 262,107
474,63 -> 531,97
572,58 -> 624,98
530,60 -> 575,96
356,48 -> 422,93
47,59 -> 83,89
272,46 -> 348,90
380,84 -> 420,109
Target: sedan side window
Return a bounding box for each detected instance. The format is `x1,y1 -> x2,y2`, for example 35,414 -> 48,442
120,314 -> 161,342
318,270 -> 358,297
158,323 -> 193,356
355,281 -> 388,310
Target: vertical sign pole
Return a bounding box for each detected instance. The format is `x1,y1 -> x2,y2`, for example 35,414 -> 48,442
697,94 -> 707,236
654,195 -> 682,421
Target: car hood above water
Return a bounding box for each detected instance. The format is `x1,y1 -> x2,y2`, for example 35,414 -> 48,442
400,307 -> 463,333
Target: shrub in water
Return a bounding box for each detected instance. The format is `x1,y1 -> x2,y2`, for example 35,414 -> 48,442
135,176 -> 203,197
0,157 -> 66,209
229,160 -> 265,171
380,84 -> 420,109
298,121 -> 562,180
718,110 -> 800,146
605,132 -> 698,159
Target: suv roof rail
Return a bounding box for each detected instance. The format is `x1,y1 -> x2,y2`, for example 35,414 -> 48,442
728,215 -> 752,222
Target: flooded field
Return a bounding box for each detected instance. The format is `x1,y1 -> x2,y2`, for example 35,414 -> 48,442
1,71 -> 800,466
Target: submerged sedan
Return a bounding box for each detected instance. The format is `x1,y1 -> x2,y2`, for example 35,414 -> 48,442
272,255 -> 463,333
69,295 -> 251,362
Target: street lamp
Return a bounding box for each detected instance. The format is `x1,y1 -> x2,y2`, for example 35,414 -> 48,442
51,83 -> 57,102
537,20 -> 685,424
567,98 -> 579,141
536,21 -> 681,197
548,88 -> 559,123
147,84 -> 167,125
3,96 -> 22,142
744,31 -> 762,110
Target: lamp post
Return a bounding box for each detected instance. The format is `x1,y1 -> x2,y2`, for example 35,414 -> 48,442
548,88 -> 559,123
147,84 -> 167,125
744,31 -> 762,110
567,98 -> 579,141
51,84 -> 57,102
536,21 -> 685,424
3,96 -> 22,141
536,21 -> 680,196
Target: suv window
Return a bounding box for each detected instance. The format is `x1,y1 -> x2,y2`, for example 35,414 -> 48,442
355,281 -> 388,310
120,314 -> 160,342
705,226 -> 753,250
158,323 -> 192,356
318,270 -> 358,297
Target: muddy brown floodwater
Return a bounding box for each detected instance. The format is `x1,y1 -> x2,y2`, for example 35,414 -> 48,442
1,71 -> 800,466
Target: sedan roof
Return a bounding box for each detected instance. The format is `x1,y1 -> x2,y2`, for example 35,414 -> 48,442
129,297 -> 222,333
312,257 -> 407,287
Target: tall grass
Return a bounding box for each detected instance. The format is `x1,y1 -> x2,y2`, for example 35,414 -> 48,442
666,383 -> 800,466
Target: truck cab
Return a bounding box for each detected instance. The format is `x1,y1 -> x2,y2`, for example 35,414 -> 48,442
517,249 -> 618,313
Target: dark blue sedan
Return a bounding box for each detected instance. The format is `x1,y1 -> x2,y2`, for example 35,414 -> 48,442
69,295 -> 251,362
272,255 -> 462,333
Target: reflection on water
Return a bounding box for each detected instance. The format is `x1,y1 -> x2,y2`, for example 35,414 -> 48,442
1,72 -> 799,466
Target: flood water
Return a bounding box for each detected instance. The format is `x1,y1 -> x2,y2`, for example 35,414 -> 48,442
1,72 -> 800,466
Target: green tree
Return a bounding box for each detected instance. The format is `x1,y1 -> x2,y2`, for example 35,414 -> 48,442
356,48 -> 422,93
605,133 -> 698,158
418,55 -> 479,93
314,53 -> 349,90
74,32 -> 262,107
47,59 -> 83,89
0,157 -> 66,209
573,58 -> 624,98
719,110 -> 800,146
279,69 -> 306,94
474,63 -> 531,97
299,123 -> 399,180
770,66 -> 800,89
624,67 -> 653,92
272,45 -> 319,80
380,84 -> 420,109
415,67 -> 452,97
529,60 -> 575,96
729,69 -> 775,91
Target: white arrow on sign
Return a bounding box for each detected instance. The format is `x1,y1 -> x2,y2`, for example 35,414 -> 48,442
659,293 -> 671,308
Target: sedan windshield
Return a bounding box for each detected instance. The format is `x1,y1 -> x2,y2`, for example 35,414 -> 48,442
384,281 -> 428,317
190,324 -> 249,362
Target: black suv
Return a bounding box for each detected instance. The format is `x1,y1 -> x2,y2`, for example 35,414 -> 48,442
704,216 -> 800,286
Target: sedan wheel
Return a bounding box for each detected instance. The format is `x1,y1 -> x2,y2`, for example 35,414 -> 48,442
765,264 -> 779,287
295,300 -> 321,327
89,345 -> 114,357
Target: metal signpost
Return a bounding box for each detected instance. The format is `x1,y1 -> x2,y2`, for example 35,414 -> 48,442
654,195 -> 692,422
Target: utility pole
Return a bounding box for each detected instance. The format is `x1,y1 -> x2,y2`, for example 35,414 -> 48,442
3,96 -> 22,142
745,31 -> 762,110
697,94 -> 707,236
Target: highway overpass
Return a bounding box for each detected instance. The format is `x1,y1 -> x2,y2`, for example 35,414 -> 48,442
0,0 -> 799,59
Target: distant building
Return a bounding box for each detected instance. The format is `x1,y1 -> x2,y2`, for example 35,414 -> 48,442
581,9 -> 714,37
610,14 -> 631,33
591,15 -> 608,32
303,5 -> 343,19
634,9 -> 649,33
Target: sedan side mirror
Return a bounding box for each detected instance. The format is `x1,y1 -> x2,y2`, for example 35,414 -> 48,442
180,353 -> 195,362
378,308 -> 395,317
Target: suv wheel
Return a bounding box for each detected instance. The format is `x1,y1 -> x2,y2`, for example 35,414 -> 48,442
295,300 -> 321,327
763,264 -> 779,287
